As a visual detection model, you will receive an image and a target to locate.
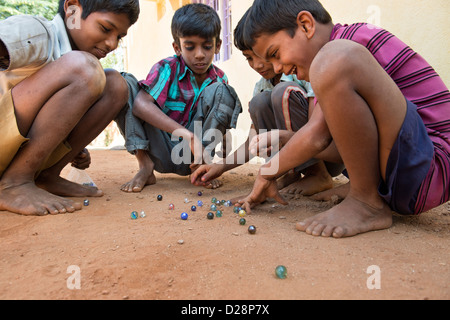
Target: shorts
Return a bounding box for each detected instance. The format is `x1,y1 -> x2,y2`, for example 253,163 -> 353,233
0,90 -> 71,178
378,99 -> 435,215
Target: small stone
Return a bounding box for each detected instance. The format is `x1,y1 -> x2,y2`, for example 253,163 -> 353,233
177,240 -> 184,245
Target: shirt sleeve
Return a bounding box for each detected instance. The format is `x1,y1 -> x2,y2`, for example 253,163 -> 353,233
139,60 -> 173,109
0,15 -> 51,71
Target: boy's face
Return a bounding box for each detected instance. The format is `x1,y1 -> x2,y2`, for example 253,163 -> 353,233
64,1 -> 131,59
252,27 -> 316,82
242,49 -> 278,80
173,35 -> 221,77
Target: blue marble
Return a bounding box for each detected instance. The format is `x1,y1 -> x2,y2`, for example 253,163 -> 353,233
210,204 -> 217,212
131,211 -> 139,220
191,205 -> 197,212
198,191 -> 203,196
157,195 -> 163,201
197,200 -> 203,207
83,199 -> 90,206
181,212 -> 188,220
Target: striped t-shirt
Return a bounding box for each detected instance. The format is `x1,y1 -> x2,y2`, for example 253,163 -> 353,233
330,23 -> 450,214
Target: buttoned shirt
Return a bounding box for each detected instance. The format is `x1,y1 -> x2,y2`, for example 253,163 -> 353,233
139,55 -> 228,127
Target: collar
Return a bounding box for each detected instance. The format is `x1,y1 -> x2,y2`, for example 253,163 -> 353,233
176,55 -> 218,82
51,14 -> 72,57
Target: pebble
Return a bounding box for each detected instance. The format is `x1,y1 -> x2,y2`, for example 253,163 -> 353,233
177,239 -> 184,245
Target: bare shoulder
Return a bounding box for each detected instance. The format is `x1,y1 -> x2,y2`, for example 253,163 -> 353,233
310,40 -> 370,84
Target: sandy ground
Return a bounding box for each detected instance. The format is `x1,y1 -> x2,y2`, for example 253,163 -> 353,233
0,149 -> 448,301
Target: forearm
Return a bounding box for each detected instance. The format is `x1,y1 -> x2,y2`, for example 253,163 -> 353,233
133,90 -> 187,136
260,124 -> 332,181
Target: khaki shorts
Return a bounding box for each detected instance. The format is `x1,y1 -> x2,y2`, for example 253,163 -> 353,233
0,90 -> 71,178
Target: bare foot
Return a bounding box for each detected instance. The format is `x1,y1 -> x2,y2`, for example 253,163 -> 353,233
0,182 -> 82,216
310,182 -> 350,202
121,149 -> 156,193
121,168 -> 156,193
276,170 -> 301,190
37,174 -> 103,197
296,194 -> 393,238
281,172 -> 333,196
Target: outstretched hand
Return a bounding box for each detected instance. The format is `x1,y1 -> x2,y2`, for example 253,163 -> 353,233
234,173 -> 288,213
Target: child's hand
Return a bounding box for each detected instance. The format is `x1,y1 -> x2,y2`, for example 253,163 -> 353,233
234,173 -> 288,213
71,148 -> 91,170
249,131 -> 280,158
190,163 -> 226,186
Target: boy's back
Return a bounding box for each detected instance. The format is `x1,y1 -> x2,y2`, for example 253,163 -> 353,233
330,23 -> 450,144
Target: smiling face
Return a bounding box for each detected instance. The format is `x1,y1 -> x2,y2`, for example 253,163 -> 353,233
173,35 -> 221,82
242,49 -> 278,80
251,12 -> 319,82
64,1 -> 131,59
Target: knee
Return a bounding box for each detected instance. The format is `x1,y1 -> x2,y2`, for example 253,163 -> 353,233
104,69 -> 129,109
271,81 -> 307,109
249,91 -> 272,118
61,51 -> 106,98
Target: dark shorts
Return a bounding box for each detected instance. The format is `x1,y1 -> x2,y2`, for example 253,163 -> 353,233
378,99 -> 434,215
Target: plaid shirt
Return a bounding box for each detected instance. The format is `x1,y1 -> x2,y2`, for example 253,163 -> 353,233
139,55 -> 228,127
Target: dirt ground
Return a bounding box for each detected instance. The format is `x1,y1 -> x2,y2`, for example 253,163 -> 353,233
0,149 -> 448,301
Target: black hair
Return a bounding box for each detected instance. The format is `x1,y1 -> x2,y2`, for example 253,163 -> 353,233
233,9 -> 251,51
244,0 -> 332,48
58,0 -> 140,25
171,3 -> 221,46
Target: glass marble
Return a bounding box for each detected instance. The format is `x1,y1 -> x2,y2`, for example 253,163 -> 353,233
239,218 -> 246,225
169,203 -> 175,210
210,204 -> 217,211
238,210 -> 246,218
83,199 -> 89,206
211,197 -> 217,204
275,265 -> 287,279
184,198 -> 189,203
181,212 -> 188,220
191,205 -> 197,212
157,195 -> 163,201
207,212 -> 214,220
140,211 -> 146,218
131,211 -> 139,220
216,210 -> 223,218
198,191 -> 203,196
233,206 -> 241,214
224,200 -> 232,207
248,225 -> 256,234
197,200 -> 203,207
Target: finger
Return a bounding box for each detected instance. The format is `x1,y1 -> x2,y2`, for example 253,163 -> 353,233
274,192 -> 288,205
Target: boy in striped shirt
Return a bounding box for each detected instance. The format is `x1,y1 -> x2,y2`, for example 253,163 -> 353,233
116,3 -> 242,192
235,0 -> 449,238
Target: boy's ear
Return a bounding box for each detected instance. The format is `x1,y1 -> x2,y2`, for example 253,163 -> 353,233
64,0 -> 82,16
215,39 -> 222,54
296,11 -> 316,40
172,41 -> 181,56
